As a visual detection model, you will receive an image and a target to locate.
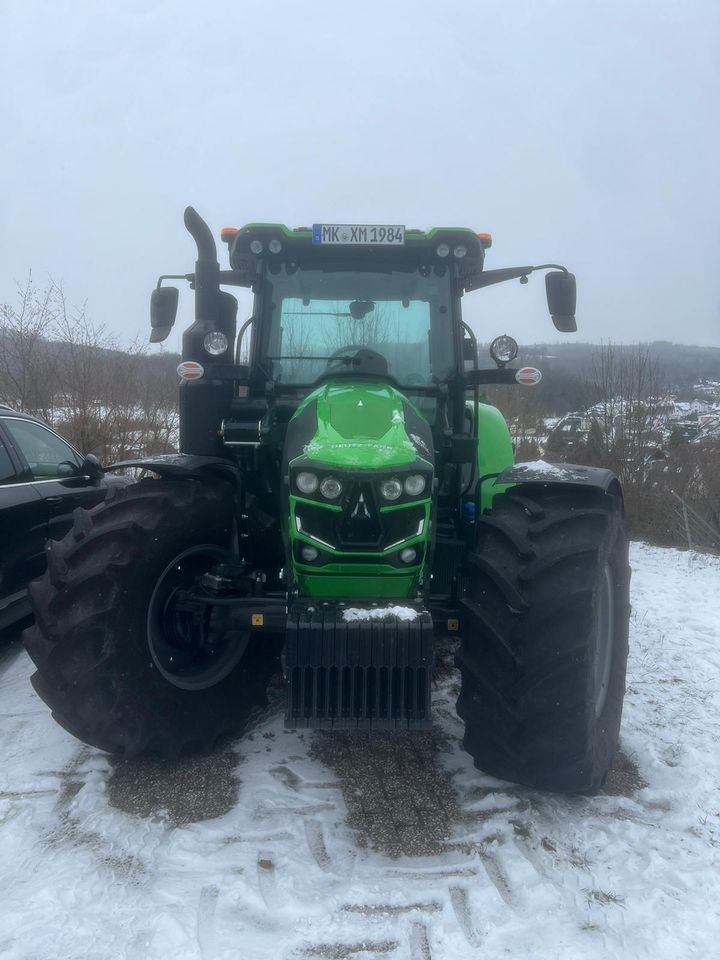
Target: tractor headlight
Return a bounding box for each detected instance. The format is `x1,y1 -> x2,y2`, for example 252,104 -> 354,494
436,243 -> 450,258
203,331 -> 229,356
268,239 -> 282,254
249,240 -> 263,255
453,244 -> 467,259
490,334 -> 519,365
400,547 -> 417,564
320,476 -> 342,500
296,472 -> 318,494
404,474 -> 425,497
300,545 -> 319,562
380,478 -> 403,501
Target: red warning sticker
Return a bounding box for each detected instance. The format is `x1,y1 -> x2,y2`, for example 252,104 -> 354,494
515,366 -> 542,386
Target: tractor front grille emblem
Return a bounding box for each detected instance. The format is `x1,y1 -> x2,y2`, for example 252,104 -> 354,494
351,492 -> 371,519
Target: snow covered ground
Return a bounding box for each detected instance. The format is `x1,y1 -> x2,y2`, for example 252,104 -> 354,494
1,543 -> 719,960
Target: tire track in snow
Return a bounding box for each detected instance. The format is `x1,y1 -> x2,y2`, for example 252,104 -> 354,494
299,940 -> 399,959
270,765 -> 340,792
304,818 -> 333,872
409,920 -> 432,960
449,886 -> 484,947
257,852 -> 283,909
196,884 -> 219,960
341,902 -> 442,918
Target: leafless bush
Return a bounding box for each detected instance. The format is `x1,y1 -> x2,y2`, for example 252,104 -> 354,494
1,276 -> 178,461
0,275 -> 58,418
487,342 -> 718,550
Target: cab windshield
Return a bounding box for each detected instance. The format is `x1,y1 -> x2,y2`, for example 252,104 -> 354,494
261,264 -> 454,388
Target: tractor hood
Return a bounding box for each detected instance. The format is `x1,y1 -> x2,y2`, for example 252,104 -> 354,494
286,382 -> 434,470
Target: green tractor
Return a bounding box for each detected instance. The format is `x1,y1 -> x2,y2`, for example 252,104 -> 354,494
25,211 -> 630,793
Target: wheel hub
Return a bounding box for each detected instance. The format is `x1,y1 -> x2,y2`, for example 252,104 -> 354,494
147,545 -> 250,691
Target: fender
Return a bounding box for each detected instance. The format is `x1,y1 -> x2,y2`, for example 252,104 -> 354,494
106,453 -> 241,485
496,461 -> 623,503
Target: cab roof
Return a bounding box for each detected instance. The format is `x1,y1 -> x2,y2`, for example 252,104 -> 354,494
224,223 -> 491,288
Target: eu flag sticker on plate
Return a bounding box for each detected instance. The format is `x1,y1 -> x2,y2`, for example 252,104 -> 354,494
312,224 -> 405,245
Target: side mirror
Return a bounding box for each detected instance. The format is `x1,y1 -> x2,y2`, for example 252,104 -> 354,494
545,272 -> 577,333
80,454 -> 104,481
150,286 -> 179,343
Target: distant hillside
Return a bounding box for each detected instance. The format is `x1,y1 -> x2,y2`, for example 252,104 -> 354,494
478,341 -> 720,414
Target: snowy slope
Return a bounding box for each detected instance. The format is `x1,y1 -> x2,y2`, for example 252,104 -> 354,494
0,543 -> 718,960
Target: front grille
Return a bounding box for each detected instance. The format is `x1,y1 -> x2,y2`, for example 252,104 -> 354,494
295,501 -> 425,552
285,605 -> 434,729
337,481 -> 382,547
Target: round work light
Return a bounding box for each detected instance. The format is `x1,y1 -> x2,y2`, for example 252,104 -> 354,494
320,476 -> 342,500
296,472 -> 318,494
404,474 -> 426,497
489,334 -> 519,366
381,479 -> 403,501
203,331 -> 229,356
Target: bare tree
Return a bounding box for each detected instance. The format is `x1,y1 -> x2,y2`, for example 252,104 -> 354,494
2,276 -> 180,460
588,342 -> 666,484
0,274 -> 58,417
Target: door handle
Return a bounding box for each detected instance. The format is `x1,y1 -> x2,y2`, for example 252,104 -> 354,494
45,497 -> 63,504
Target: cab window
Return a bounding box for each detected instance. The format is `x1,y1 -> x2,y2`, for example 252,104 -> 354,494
263,264 -> 454,388
3,419 -> 81,480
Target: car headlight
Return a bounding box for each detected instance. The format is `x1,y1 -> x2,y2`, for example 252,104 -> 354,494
380,478 -> 403,501
296,471 -> 318,494
404,474 -> 426,496
320,476 -> 342,499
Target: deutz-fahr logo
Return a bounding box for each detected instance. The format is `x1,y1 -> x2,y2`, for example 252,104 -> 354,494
350,491 -> 371,519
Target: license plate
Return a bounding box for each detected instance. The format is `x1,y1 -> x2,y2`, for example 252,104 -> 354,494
312,223 -> 405,245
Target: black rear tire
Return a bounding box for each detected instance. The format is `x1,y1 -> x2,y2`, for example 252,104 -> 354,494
24,478 -> 281,757
456,484 -> 630,793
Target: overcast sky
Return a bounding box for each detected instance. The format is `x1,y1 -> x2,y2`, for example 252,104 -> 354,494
2,0 -> 719,351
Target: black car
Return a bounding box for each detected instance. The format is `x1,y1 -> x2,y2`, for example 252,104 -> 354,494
0,405 -> 125,633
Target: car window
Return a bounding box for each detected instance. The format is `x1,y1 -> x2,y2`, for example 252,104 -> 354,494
0,435 -> 18,485
3,418 -> 81,480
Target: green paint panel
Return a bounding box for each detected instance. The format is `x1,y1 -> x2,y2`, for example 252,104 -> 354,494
300,382 -> 420,469
287,381 -> 433,600
470,401 -> 515,513
297,572 -> 418,599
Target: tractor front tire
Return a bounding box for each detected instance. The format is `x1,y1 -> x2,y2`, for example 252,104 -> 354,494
24,478 -> 279,757
456,485 -> 630,793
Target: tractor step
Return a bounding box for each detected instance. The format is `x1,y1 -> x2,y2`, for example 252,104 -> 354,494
285,603 -> 434,730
